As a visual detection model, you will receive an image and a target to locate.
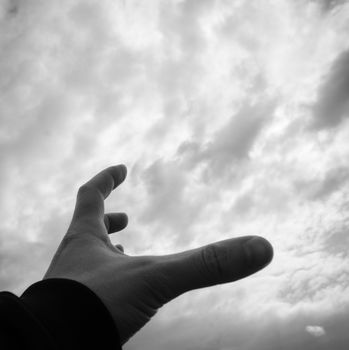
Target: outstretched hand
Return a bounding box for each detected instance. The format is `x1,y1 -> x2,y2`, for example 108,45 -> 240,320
44,165 -> 273,345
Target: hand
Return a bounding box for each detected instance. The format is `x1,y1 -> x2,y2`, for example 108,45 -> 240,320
44,165 -> 273,345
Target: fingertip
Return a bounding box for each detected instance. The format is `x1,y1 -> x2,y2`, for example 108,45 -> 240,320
121,212 -> 129,227
115,212 -> 128,231
119,164 -> 127,182
105,212 -> 129,234
243,236 -> 274,270
107,164 -> 127,190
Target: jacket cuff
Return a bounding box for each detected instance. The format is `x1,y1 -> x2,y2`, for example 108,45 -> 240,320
20,278 -> 122,350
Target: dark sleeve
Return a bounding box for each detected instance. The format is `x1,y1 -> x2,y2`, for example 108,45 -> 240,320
0,278 -> 122,350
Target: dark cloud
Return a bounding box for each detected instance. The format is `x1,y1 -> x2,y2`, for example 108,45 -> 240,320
311,50 -> 349,130
0,0 -> 21,19
176,100 -> 276,182
138,158 -> 203,247
293,166 -> 349,201
322,225 -> 349,256
311,166 -> 349,200
0,208 -> 69,295
312,0 -> 347,12
0,238 -> 49,292
203,105 -> 266,160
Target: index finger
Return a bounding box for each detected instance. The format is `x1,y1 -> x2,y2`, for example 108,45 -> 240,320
72,164 -> 127,222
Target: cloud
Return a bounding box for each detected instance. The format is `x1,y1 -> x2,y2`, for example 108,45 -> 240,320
127,297 -> 349,350
323,225 -> 349,255
203,101 -> 274,160
1,1 -> 349,350
311,166 -> 349,200
313,0 -> 348,12
0,0 -> 20,18
306,325 -> 326,337
176,99 -> 276,184
311,49 -> 349,130
138,158 -> 203,247
0,208 -> 69,294
294,165 -> 349,201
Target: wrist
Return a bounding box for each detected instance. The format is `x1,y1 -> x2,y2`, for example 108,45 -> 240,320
21,278 -> 122,350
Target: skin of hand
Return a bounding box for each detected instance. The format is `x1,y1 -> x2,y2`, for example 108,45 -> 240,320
44,165 -> 274,345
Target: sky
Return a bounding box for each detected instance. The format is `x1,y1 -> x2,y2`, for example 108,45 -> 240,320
1,0 -> 349,349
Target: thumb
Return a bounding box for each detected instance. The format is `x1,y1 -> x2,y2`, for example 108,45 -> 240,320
157,236 -> 273,300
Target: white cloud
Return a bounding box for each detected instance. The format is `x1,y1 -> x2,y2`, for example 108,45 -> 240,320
306,325 -> 326,337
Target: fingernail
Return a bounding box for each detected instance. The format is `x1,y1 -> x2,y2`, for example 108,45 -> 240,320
243,237 -> 273,269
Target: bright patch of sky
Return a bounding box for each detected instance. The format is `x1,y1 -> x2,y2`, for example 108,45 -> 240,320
1,0 -> 349,349
306,325 -> 326,337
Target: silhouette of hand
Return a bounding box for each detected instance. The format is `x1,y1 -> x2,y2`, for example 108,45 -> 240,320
44,165 -> 273,345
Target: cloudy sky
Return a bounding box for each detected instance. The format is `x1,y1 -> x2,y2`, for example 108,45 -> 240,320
1,0 -> 349,348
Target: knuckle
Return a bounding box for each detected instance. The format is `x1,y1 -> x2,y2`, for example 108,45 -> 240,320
78,184 -> 93,195
62,231 -> 88,246
77,184 -> 102,203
